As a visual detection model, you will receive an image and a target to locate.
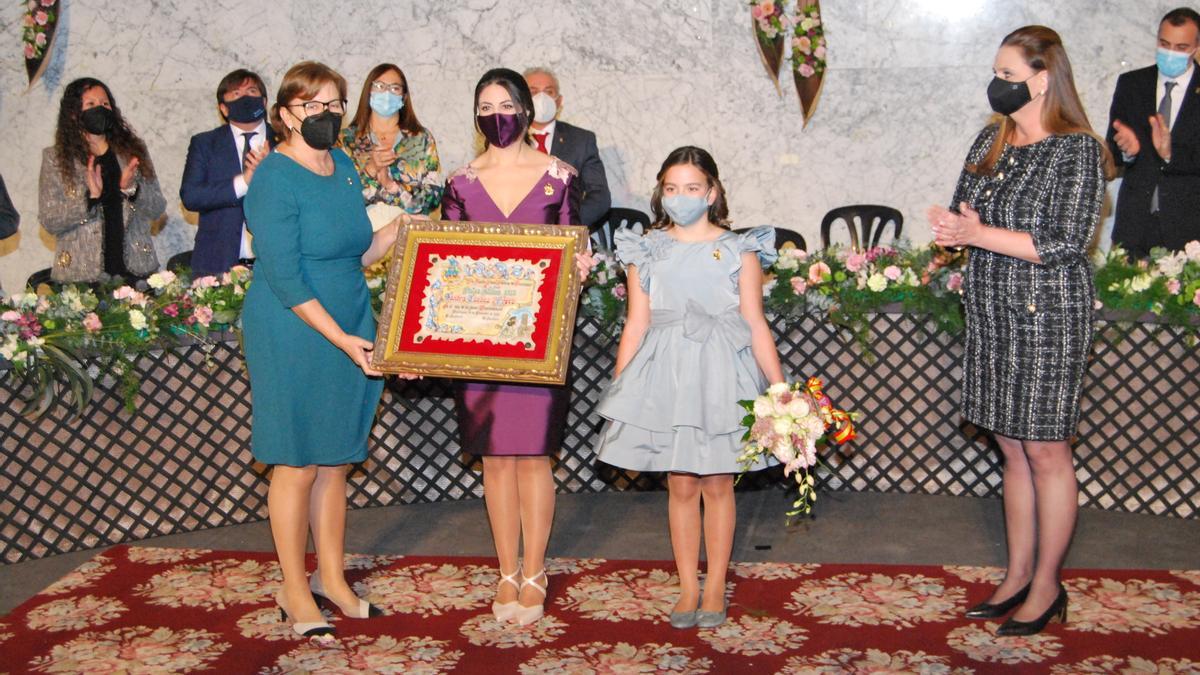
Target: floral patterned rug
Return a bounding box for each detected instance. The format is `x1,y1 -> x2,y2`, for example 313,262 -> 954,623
2,546 -> 1199,673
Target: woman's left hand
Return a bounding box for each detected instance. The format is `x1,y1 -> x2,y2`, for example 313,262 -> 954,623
575,251 -> 596,283
929,202 -> 983,249
119,157 -> 140,191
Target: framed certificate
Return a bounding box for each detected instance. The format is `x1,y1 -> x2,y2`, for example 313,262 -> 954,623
372,220 -> 589,384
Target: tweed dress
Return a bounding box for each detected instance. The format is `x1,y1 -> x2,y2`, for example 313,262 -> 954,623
950,125 -> 1105,441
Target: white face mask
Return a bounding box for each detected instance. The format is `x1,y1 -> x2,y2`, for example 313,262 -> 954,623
531,92 -> 558,124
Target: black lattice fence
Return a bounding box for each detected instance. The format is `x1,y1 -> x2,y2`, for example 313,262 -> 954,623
2,312 -> 1197,564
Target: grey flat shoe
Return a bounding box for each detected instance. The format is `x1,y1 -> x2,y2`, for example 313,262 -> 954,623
668,591 -> 700,629
695,601 -> 727,628
669,608 -> 698,629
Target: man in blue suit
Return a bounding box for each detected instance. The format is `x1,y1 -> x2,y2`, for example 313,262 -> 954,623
524,67 -> 611,228
180,69 -> 273,275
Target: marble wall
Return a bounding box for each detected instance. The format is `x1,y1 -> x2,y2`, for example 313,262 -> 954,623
0,0 -> 1183,290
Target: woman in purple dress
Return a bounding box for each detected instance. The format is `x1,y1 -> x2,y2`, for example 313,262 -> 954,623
441,68 -> 583,627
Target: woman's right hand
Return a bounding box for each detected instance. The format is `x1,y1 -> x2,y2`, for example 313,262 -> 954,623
336,332 -> 383,376
370,146 -> 397,174
86,156 -> 103,199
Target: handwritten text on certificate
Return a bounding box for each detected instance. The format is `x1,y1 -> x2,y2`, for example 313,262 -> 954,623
414,255 -> 548,349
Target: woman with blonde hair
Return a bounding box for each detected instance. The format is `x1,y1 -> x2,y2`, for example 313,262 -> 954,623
243,61 -> 411,641
928,26 -> 1113,636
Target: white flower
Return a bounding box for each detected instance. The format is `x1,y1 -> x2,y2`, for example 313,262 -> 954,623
762,278 -> 777,297
1156,253 -> 1186,277
0,334 -> 18,359
129,309 -> 148,330
767,382 -> 789,396
753,396 -> 773,417
10,292 -> 38,309
1129,274 -> 1153,293
799,17 -> 814,31
775,255 -> 800,272
785,397 -> 811,418
1185,240 -> 1200,262
866,273 -> 888,292
773,417 -> 794,436
147,270 -> 177,290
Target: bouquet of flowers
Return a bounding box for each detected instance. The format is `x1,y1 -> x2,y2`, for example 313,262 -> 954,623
579,249 -> 628,331
750,0 -> 790,95
737,377 -> 855,518
1094,243 -> 1200,327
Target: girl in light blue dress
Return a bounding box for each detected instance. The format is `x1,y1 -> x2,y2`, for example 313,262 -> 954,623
594,146 -> 785,629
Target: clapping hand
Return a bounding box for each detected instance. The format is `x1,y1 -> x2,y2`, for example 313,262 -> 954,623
86,156 -> 103,199
927,202 -> 982,249
1149,113 -> 1172,161
1111,119 -> 1140,156
243,146 -> 270,185
370,146 -> 397,175
119,157 -> 140,191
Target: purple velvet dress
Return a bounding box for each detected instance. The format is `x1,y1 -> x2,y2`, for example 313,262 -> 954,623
441,157 -> 581,455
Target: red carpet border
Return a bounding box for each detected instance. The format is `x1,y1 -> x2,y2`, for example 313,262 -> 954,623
1,546 -> 1199,673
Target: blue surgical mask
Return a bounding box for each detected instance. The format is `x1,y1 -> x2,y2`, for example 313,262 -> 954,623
1157,47 -> 1194,79
369,91 -> 404,117
662,193 -> 710,227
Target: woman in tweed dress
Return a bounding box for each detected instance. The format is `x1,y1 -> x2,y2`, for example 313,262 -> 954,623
929,26 -> 1111,636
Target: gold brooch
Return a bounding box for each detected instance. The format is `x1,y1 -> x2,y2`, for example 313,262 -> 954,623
712,249 -> 722,261
543,183 -> 555,196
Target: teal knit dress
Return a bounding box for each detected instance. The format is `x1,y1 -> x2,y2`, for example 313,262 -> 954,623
242,151 -> 383,466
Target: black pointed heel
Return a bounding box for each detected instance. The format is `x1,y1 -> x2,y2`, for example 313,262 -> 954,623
996,585 -> 1068,636
964,582 -> 1031,619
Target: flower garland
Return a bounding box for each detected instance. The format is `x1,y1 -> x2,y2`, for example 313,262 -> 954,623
1,268 -> 250,417
6,243 -> 1200,418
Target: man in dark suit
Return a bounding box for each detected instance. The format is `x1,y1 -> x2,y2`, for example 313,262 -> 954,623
1107,7 -> 1200,257
524,67 -> 611,228
180,69 -> 274,276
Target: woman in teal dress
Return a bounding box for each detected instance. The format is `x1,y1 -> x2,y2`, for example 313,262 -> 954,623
243,61 -> 407,641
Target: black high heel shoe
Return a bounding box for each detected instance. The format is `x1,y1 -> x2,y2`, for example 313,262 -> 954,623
310,575 -> 385,619
964,582 -> 1031,619
996,585 -> 1068,636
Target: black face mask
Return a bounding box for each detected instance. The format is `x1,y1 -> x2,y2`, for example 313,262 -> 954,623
297,111 -> 342,150
224,95 -> 266,124
987,76 -> 1034,116
80,106 -> 116,135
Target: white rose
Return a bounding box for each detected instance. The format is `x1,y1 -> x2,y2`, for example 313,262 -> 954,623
1156,253 -> 1185,277
0,335 -> 17,359
773,417 -> 794,436
786,398 -> 811,418
147,272 -> 167,290
1185,240 -> 1200,261
753,396 -> 772,417
767,382 -> 789,396
1129,274 -> 1153,292
866,273 -> 888,292
775,255 -> 799,271
129,309 -> 148,330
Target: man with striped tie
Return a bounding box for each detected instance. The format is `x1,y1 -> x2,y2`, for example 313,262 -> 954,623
1108,7 -> 1200,257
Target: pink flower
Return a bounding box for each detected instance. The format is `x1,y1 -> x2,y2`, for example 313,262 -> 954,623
946,272 -> 964,292
759,1 -> 775,16
751,4 -> 765,20
798,63 -> 815,78
191,275 -> 219,289
1,310 -> 20,322
790,277 -> 807,295
1094,299 -> 1104,310
814,45 -> 826,59
1167,278 -> 1181,295
1194,288 -> 1200,308
162,303 -> 179,317
193,305 -> 214,327
787,248 -> 808,261
34,10 -> 47,25
845,253 -> 867,273
796,36 -> 812,53
82,313 -> 102,332
24,43 -> 35,59
883,265 -> 902,281
613,283 -> 627,299
34,31 -> 46,46
807,261 -> 831,285
113,286 -> 136,300
41,0 -> 56,6
23,14 -> 34,27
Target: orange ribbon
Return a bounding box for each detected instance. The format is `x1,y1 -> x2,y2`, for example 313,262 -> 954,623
805,376 -> 855,444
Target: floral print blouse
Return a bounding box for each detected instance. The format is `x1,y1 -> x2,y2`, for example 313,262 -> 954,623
340,125 -> 443,215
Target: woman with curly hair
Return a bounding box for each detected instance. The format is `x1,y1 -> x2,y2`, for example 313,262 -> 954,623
38,77 -> 165,284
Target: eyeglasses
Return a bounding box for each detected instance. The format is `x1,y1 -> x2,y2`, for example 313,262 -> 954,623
370,82 -> 405,95
285,99 -> 347,115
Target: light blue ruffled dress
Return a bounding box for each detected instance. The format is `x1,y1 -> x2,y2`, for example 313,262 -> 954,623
594,225 -> 779,475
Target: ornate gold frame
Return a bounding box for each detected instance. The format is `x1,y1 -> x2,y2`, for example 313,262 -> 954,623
372,220 -> 588,384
